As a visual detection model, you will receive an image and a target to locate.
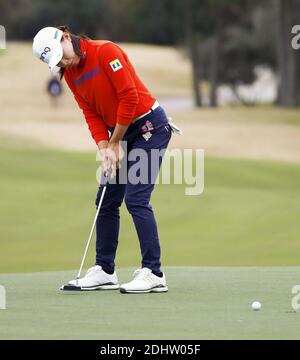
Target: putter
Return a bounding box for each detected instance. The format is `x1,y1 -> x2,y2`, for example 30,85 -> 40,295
60,174 -> 110,291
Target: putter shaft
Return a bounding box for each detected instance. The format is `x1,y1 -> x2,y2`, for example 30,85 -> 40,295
76,185 -> 107,280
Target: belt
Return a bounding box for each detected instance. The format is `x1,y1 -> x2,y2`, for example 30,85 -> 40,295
132,100 -> 160,123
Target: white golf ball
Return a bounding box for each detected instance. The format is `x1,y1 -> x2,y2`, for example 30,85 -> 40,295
251,301 -> 262,311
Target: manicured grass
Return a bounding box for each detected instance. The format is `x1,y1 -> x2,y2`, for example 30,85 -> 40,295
0,146 -> 300,273
0,267 -> 299,339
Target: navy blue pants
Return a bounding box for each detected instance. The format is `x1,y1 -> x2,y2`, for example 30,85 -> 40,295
95,106 -> 172,274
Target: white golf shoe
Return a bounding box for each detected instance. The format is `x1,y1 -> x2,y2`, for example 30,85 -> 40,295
67,265 -> 119,291
120,267 -> 168,294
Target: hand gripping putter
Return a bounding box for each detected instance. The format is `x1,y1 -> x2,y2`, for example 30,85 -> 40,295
60,175 -> 109,291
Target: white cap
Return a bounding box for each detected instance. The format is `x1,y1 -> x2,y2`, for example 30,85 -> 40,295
32,27 -> 63,71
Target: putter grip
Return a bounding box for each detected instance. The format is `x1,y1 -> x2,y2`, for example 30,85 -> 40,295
100,168 -> 113,186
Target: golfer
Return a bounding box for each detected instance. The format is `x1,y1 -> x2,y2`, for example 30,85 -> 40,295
33,26 -> 176,293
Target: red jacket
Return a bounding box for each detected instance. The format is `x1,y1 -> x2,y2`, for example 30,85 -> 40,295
64,39 -> 156,143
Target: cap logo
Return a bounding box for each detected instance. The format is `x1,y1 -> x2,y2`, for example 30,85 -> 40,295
40,46 -> 51,61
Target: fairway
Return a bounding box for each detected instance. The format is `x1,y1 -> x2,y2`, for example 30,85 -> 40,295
1,146 -> 300,273
0,267 -> 299,339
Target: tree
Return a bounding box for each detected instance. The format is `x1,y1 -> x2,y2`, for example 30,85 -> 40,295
276,0 -> 300,106
185,0 -> 202,106
186,0 -> 277,107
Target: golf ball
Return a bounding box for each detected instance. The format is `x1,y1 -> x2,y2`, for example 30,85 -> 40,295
251,301 -> 262,311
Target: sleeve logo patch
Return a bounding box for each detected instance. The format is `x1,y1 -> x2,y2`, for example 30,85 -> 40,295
109,59 -> 123,72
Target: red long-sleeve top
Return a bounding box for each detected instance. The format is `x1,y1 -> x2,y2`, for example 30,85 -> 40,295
64,39 -> 156,143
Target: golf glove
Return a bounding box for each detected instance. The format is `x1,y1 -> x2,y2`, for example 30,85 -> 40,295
167,117 -> 183,135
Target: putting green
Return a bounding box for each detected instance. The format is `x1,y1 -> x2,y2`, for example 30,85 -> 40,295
0,267 -> 299,339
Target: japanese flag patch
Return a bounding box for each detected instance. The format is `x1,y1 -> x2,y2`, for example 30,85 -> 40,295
109,59 -> 123,72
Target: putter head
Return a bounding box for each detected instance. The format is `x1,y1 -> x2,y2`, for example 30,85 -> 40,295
60,284 -> 82,291
60,275 -> 82,291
